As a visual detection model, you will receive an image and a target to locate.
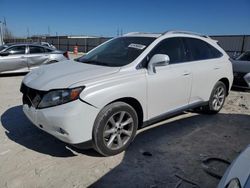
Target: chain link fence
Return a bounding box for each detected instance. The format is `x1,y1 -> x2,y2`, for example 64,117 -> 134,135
4,36 -> 111,53
4,35 -> 250,57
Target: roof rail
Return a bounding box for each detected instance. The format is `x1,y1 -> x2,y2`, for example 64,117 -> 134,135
162,30 -> 211,39
123,32 -> 141,36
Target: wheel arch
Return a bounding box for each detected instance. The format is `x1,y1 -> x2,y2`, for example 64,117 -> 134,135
219,77 -> 230,95
107,97 -> 144,129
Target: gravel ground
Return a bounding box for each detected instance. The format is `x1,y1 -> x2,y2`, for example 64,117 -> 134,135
0,71 -> 249,188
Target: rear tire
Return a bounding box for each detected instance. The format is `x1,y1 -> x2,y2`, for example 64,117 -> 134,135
199,81 -> 227,114
93,102 -> 138,156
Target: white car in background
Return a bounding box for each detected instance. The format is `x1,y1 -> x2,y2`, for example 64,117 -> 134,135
20,31 -> 233,156
0,43 -> 68,74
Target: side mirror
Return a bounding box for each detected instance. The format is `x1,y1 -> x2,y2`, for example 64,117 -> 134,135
148,54 -> 170,74
0,51 -> 10,56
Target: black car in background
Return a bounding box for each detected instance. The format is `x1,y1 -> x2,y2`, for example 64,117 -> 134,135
231,51 -> 250,89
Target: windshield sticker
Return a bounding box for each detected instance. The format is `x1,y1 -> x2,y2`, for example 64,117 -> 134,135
128,43 -> 146,50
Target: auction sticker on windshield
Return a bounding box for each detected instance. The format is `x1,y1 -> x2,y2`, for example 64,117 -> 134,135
128,43 -> 146,50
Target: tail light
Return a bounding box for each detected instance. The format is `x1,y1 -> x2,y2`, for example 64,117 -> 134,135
63,51 -> 69,59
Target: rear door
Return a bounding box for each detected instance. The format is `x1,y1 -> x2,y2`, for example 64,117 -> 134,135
27,45 -> 50,70
183,37 -> 224,104
0,45 -> 28,73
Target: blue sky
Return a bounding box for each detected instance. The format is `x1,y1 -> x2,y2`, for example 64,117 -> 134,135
1,0 -> 250,37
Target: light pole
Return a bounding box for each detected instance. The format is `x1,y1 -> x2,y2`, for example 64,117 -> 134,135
0,21 -> 3,45
56,32 -> 59,49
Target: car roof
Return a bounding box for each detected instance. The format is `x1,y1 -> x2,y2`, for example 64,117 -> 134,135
6,43 -> 42,46
4,43 -> 55,50
124,30 -> 211,39
123,32 -> 162,38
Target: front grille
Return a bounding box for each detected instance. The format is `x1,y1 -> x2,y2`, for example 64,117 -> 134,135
20,84 -> 45,108
233,72 -> 248,87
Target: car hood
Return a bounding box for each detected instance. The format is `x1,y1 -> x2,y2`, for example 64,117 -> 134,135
231,60 -> 250,73
22,60 -> 120,90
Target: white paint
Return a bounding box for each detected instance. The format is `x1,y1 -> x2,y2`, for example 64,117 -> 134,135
22,31 -> 233,146
0,149 -> 10,156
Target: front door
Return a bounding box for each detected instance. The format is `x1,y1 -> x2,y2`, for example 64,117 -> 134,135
0,45 -> 28,73
146,37 -> 192,119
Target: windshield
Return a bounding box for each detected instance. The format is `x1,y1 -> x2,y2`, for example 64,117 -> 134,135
236,51 -> 250,61
76,37 -> 156,67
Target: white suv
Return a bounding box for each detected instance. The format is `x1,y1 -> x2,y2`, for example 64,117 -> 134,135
21,31 -> 233,156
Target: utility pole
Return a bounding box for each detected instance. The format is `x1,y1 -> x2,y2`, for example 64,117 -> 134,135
56,32 -> 59,49
0,21 -> 3,45
48,26 -> 50,36
117,27 -> 119,36
27,27 -> 30,38
85,37 -> 87,53
3,17 -> 6,39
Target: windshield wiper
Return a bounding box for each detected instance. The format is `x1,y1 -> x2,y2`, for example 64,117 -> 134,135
81,60 -> 110,66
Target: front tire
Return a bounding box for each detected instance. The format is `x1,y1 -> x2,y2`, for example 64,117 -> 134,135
201,81 -> 227,114
93,102 -> 138,156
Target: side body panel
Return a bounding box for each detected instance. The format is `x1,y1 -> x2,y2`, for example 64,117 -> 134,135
188,57 -> 233,104
146,63 -> 192,119
73,69 -> 148,121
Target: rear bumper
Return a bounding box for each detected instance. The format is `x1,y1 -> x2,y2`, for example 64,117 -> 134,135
23,99 -> 99,144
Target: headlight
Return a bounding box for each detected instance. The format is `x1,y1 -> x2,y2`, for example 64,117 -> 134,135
227,178 -> 241,188
38,87 -> 84,109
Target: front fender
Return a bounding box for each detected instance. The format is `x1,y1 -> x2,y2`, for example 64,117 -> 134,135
77,70 -> 148,121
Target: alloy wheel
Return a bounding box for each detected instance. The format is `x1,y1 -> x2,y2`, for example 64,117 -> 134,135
103,111 -> 134,150
212,86 -> 225,111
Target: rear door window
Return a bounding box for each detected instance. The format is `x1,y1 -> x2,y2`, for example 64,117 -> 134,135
184,38 -> 222,61
29,46 -> 45,54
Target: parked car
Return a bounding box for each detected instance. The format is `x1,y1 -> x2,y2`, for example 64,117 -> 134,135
218,145 -> 250,188
231,51 -> 250,89
20,31 -> 233,156
0,43 -> 69,74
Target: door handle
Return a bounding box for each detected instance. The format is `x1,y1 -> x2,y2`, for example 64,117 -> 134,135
214,67 -> 220,70
182,71 -> 191,76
